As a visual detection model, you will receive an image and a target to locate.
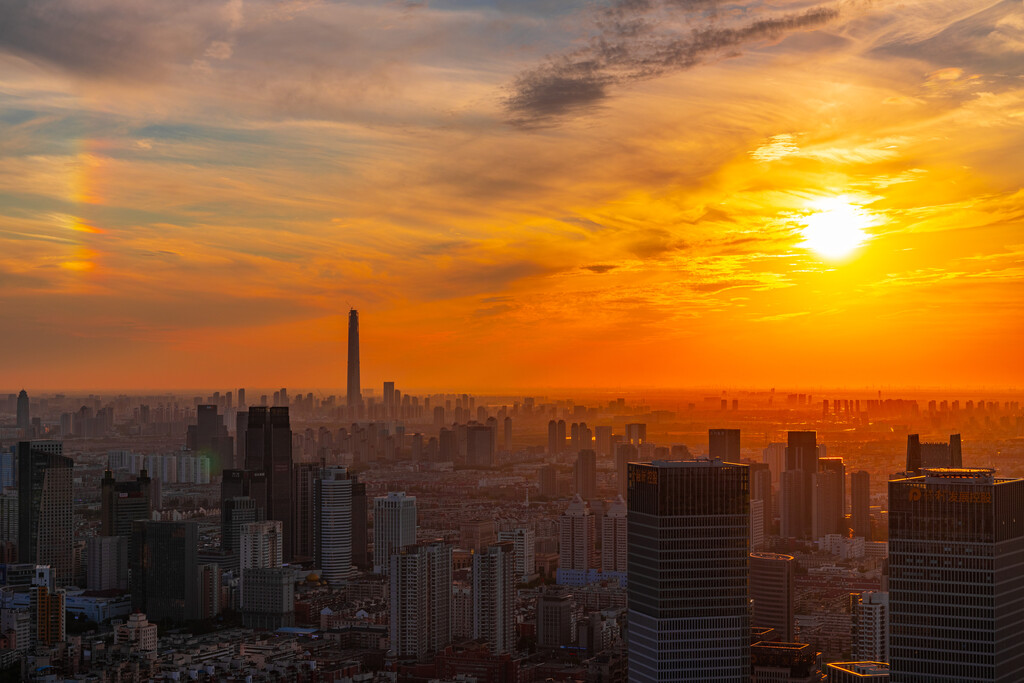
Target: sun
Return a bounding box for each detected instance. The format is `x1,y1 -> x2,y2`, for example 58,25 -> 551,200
799,196 -> 874,259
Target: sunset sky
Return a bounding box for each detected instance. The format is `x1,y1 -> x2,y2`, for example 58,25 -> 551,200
1,0 -> 1022,392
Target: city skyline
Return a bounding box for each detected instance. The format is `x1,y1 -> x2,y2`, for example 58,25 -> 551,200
0,0 -> 1022,391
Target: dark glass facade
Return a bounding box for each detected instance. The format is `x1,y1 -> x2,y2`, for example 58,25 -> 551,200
889,469 -> 1024,682
627,460 -> 750,683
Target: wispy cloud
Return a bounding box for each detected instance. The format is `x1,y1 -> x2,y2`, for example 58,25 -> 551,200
505,1 -> 840,124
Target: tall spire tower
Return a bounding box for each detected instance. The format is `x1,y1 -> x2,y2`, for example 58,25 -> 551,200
347,309 -> 362,408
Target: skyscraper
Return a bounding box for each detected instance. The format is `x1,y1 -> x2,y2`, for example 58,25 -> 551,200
889,468 -> 1024,681
390,541 -> 453,660
130,520 -> 200,622
709,428 -> 741,461
473,541 -> 516,655
245,406 -> 294,560
347,308 -> 362,408
373,491 -> 417,574
292,462 -> 320,562
779,468 -> 807,539
574,449 -> 597,500
16,390 -> 30,434
782,431 -> 817,539
466,424 -> 495,468
818,455 -> 847,516
234,410 -> 248,470
351,477 -> 369,570
316,467 -> 356,584
749,552 -> 794,642
100,469 -> 153,537
811,469 -> 843,539
850,470 -> 871,540
905,433 -> 963,474
186,404 -> 233,474
538,464 -> 557,498
221,496 -> 263,569
627,459 -> 750,682
17,441 -> 74,584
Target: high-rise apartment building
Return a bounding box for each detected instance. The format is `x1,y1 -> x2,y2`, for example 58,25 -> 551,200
889,468 -> 1024,681
601,495 -> 627,573
240,520 -> 284,572
390,541 -> 453,660
347,309 -> 362,408
851,590 -> 888,663
473,541 -> 516,655
850,470 -> 871,540
197,563 -> 222,619
749,552 -> 794,642
17,441 -> 74,584
100,469 -> 153,537
627,459 -> 750,682
316,467 -> 355,584
30,584 -> 65,647
242,567 -> 295,630
497,527 -> 535,582
373,492 -> 417,574
86,535 -> 129,591
245,406 -> 293,560
559,495 -> 598,572
574,449 -> 597,500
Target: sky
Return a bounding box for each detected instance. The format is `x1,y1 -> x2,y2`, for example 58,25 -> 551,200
0,0 -> 1022,392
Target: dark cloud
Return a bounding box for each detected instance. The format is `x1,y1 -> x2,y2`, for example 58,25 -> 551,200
0,0 -> 231,80
583,264 -> 618,273
505,1 -> 840,124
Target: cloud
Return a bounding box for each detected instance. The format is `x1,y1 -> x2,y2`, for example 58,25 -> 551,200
583,264 -> 618,273
0,0 -> 237,80
505,1 -> 840,124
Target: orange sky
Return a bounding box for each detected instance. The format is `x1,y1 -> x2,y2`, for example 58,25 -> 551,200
0,0 -> 1021,392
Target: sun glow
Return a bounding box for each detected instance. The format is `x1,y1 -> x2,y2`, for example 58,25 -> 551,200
799,196 -> 874,260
